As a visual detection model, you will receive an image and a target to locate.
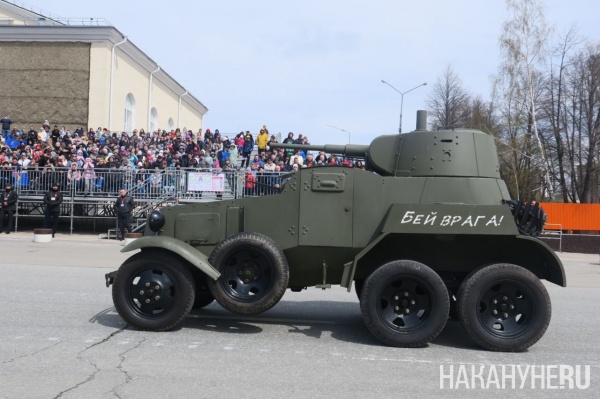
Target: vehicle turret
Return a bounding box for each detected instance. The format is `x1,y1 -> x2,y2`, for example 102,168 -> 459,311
270,110 -> 500,178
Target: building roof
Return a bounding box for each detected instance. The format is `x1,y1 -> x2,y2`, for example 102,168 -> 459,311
0,0 -> 208,115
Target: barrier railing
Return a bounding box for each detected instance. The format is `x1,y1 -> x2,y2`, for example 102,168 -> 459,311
3,167 -> 290,233
542,223 -> 563,253
1,167 -> 288,201
2,1 -> 112,26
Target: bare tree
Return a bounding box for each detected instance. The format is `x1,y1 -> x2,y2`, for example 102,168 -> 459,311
494,73 -> 544,200
465,96 -> 498,133
426,65 -> 471,130
563,44 -> 600,203
541,27 -> 581,202
499,0 -> 554,198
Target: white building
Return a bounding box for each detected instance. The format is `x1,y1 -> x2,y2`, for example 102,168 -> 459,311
0,0 -> 207,133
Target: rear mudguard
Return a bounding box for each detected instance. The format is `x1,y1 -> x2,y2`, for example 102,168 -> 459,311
120,236 -> 220,280
515,235 -> 566,287
342,232 -> 566,290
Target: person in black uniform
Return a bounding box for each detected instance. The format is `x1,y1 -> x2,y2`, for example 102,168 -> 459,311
0,183 -> 18,233
115,188 -> 135,240
43,182 -> 63,237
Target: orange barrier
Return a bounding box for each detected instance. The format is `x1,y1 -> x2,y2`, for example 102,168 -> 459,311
540,203 -> 600,231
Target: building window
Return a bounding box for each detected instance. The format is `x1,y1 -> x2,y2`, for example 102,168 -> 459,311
150,107 -> 158,133
168,118 -> 174,131
124,93 -> 136,132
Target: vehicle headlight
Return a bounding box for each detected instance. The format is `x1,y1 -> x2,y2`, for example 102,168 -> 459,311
148,210 -> 165,232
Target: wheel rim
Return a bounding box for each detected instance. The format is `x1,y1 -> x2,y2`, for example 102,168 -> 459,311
218,245 -> 275,302
476,279 -> 536,339
126,267 -> 178,318
376,276 -> 434,332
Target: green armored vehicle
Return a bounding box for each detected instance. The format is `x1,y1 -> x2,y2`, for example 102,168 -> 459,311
105,111 -> 563,352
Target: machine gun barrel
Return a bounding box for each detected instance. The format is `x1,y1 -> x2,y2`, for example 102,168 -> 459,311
269,143 -> 369,157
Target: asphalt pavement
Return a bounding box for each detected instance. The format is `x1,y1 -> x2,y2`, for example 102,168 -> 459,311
0,232 -> 599,398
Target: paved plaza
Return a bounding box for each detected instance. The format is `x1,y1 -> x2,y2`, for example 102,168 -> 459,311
0,232 -> 599,398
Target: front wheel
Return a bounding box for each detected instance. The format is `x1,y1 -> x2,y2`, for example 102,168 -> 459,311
360,260 -> 449,347
208,232 -> 289,315
457,263 -> 551,352
112,252 -> 195,331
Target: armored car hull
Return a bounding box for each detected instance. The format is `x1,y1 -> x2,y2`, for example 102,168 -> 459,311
106,111 -> 563,352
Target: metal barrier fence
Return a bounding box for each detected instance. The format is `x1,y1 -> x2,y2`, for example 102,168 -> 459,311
2,167 -> 290,234
0,167 -> 288,201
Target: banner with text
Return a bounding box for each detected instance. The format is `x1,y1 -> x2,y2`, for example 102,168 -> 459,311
187,172 -> 225,192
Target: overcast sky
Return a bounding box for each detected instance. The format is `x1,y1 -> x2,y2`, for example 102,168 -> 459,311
18,0 -> 600,144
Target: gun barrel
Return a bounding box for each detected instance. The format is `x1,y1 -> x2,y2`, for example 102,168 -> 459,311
269,143 -> 369,157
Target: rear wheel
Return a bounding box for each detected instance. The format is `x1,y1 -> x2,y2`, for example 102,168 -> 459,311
112,252 -> 195,331
208,232 -> 289,315
457,263 -> 551,352
360,260 -> 449,347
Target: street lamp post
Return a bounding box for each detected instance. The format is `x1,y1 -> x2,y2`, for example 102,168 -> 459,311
326,124 -> 351,144
381,80 -> 427,133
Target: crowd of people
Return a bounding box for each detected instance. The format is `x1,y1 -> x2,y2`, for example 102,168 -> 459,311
0,116 -> 367,196
0,117 -> 372,234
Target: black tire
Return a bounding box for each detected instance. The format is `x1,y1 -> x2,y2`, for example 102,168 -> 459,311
112,252 -> 195,331
457,263 -> 551,352
506,200 -> 546,237
360,260 -> 449,347
193,273 -> 215,310
207,232 -> 289,315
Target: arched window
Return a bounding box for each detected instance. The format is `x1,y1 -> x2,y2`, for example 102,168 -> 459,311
150,107 -> 158,133
124,93 -> 136,132
167,118 -> 174,131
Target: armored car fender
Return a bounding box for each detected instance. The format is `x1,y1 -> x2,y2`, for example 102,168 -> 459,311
121,236 -> 220,280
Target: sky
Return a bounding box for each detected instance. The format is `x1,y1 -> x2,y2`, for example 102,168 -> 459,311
16,0 -> 600,145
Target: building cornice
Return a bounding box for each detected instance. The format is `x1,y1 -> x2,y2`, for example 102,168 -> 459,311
0,25 -> 208,115
0,1 -> 63,25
